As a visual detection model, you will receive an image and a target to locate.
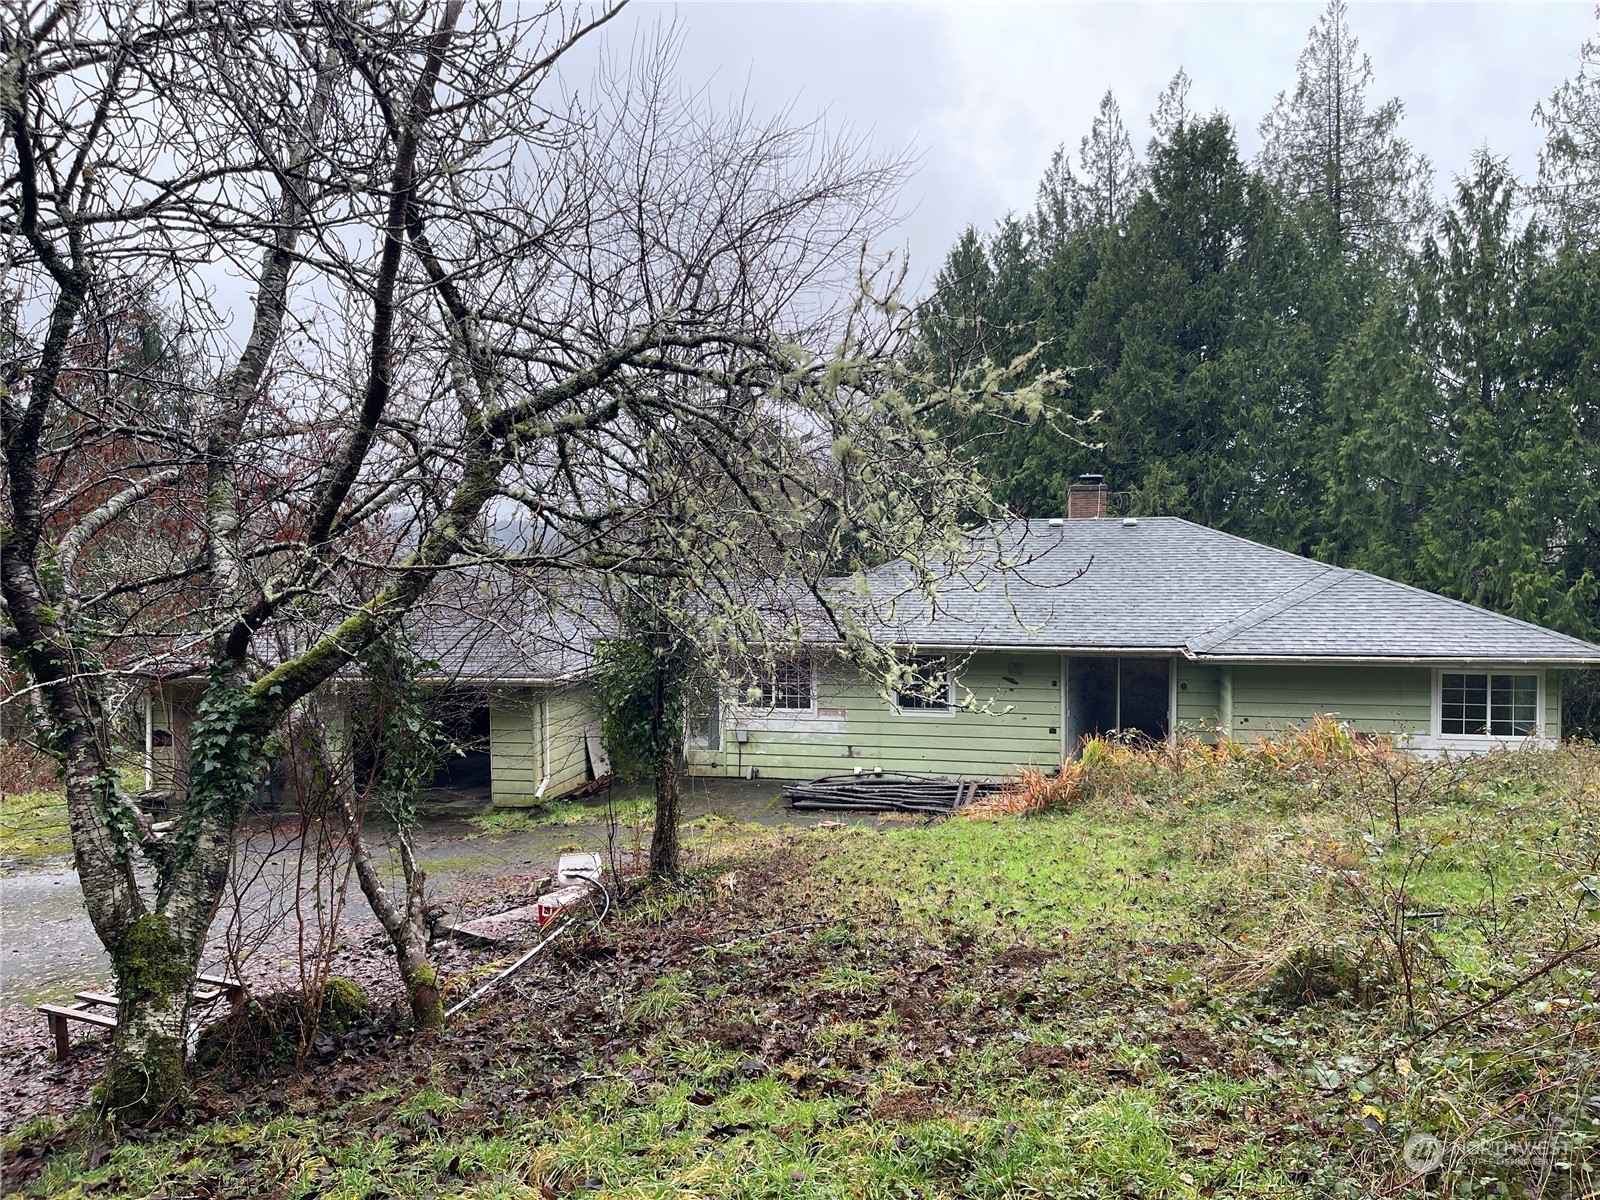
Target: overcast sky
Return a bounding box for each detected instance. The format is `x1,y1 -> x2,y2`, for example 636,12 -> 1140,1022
579,2 -> 1596,291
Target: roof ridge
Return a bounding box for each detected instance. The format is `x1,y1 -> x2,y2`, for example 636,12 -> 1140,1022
1186,566 -> 1347,654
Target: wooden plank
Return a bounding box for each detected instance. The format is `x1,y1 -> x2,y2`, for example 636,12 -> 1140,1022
73,991 -> 119,1007
38,1003 -> 117,1029
44,1010 -> 69,1060
196,970 -> 244,1000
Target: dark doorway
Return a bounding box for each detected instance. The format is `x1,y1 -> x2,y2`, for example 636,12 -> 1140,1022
1066,656 -> 1118,750
427,701 -> 491,791
1118,659 -> 1171,742
1066,657 -> 1171,752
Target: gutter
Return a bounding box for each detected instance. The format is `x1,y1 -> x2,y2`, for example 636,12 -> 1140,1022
848,642 -> 1189,656
410,670 -> 594,686
779,641 -> 1600,668
1183,653 -> 1600,666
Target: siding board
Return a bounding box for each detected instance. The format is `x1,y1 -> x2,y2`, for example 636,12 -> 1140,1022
1176,663 -> 1221,732
488,685 -> 600,807
1229,665 -> 1431,738
695,652 -> 1063,781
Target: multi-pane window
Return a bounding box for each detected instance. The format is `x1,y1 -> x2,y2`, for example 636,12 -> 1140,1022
895,655 -> 951,711
1440,672 -> 1537,737
759,654 -> 813,710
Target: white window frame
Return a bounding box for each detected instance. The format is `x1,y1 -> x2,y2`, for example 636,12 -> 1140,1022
755,652 -> 818,715
1423,666 -> 1548,752
891,654 -> 956,716
686,694 -> 722,751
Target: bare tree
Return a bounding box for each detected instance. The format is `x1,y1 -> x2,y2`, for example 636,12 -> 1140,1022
2,4 -> 1062,1117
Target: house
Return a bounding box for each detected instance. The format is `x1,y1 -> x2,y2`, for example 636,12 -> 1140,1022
679,489 -> 1600,783
142,488 -> 1600,808
141,583 -> 609,810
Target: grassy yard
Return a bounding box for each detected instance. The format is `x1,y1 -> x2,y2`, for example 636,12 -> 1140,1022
7,736 -> 1600,1198
0,790 -> 71,867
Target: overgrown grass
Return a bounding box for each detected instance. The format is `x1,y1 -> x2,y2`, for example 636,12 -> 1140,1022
0,789 -> 71,866
11,736 -> 1600,1198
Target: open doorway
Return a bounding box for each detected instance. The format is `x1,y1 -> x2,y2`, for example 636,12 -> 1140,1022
426,699 -> 491,791
1065,657 -> 1171,752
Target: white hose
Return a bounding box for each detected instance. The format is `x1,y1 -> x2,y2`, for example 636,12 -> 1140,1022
443,875 -> 614,1018
444,914 -> 575,1018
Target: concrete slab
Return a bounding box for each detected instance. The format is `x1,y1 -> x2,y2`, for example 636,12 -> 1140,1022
445,885 -> 593,945
445,904 -> 547,946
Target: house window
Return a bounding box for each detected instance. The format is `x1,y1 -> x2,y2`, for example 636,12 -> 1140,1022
1440,672 -> 1538,737
688,696 -> 721,750
894,655 -> 951,711
759,654 -> 813,710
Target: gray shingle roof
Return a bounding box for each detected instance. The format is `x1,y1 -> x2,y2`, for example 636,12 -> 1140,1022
404,578 -> 607,683
849,517 -> 1600,665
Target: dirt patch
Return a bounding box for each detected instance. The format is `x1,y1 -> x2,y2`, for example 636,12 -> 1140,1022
873,1090 -> 940,1122
1159,1029 -> 1227,1071
992,946 -> 1055,970
887,994 -> 937,1023
1018,1042 -> 1084,1070
697,1021 -> 763,1052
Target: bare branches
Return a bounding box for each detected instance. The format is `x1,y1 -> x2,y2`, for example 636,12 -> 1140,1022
0,0 -> 1066,1112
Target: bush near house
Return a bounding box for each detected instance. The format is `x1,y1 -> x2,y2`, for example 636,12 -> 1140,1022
6,734 -> 1599,1198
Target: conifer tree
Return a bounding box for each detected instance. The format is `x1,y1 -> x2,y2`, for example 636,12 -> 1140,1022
1079,91 -> 1144,232
1258,0 -> 1430,255
1150,69 -> 1194,142
1536,11 -> 1600,244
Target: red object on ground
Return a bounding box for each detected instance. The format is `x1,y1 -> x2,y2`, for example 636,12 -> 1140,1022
535,884 -> 593,927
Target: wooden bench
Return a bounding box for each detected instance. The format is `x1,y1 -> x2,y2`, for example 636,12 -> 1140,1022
195,971 -> 245,1006
38,1002 -> 117,1061
38,971 -> 245,1060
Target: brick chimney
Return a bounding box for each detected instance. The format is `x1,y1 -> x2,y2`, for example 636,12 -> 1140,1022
1066,473 -> 1108,519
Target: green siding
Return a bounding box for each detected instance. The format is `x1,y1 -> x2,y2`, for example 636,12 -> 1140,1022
546,687 -> 595,798
489,685 -> 599,807
1228,665 -> 1432,739
691,652 -> 1064,782
489,691 -> 540,805
1175,663 -> 1221,732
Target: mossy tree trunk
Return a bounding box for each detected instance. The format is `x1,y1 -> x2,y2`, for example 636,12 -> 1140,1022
99,916 -> 205,1117
344,810 -> 444,1028
312,689 -> 445,1030
650,752 -> 682,881
648,635 -> 685,881
54,677 -> 263,1121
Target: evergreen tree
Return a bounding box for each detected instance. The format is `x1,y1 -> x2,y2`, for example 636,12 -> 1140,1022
1535,11 -> 1600,244
1324,154 -> 1599,633
918,226 -> 998,381
1032,145 -> 1083,248
1411,155 -> 1598,631
1079,90 -> 1143,232
1258,0 -> 1430,256
1150,69 -> 1194,142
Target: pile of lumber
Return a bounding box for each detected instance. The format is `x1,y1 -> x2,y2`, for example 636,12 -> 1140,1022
783,773 -> 1004,814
